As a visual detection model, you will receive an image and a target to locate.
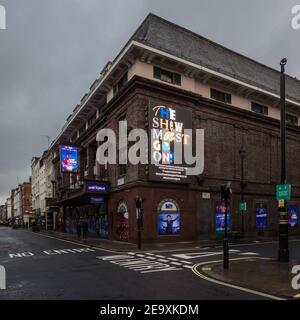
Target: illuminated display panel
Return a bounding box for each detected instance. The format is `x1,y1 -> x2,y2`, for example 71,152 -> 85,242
60,145 -> 79,173
148,102 -> 192,183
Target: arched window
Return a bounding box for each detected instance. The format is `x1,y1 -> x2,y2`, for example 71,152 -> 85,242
116,200 -> 129,241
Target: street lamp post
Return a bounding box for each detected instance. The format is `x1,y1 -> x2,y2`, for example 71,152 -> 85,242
239,147 -> 246,233
278,58 -> 289,262
135,195 -> 143,250
221,183 -> 231,270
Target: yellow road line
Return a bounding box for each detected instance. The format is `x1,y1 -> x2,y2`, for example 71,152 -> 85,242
192,257 -> 286,300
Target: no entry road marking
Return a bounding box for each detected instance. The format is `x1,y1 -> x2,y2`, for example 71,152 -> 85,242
8,247 -> 95,259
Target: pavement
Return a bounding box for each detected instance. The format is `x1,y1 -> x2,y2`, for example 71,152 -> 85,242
0,226 -> 300,300
37,229 -> 286,252
193,257 -> 300,300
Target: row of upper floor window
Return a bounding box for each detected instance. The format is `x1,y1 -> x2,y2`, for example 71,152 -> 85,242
68,62 -> 299,144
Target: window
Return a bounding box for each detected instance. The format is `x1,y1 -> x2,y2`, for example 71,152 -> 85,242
251,102 -> 268,115
286,113 -> 298,125
211,88 -> 232,104
113,72 -> 128,96
117,115 -> 127,176
88,112 -> 96,127
79,124 -> 86,135
153,66 -> 181,86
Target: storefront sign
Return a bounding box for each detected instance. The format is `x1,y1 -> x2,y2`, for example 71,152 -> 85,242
60,145 -> 79,173
148,103 -> 192,183
256,203 -> 268,229
87,183 -> 107,193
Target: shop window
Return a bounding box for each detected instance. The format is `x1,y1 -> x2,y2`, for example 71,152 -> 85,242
157,199 -> 180,235
251,102 -> 268,115
211,88 -> 231,104
153,66 -> 181,86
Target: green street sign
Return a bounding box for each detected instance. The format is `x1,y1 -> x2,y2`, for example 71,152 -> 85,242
276,184 -> 291,201
239,202 -> 247,211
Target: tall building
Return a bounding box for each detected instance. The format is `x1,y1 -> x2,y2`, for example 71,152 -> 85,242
0,204 -> 7,222
21,181 -> 32,225
6,197 -> 12,221
39,14 -> 300,242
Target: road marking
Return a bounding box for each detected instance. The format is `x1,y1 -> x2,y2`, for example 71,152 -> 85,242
192,258 -> 285,300
168,257 -> 179,261
97,255 -> 182,274
30,231 -> 117,253
181,260 -> 193,265
8,248 -> 95,258
170,262 -> 182,266
172,252 -> 223,260
238,252 -> 260,256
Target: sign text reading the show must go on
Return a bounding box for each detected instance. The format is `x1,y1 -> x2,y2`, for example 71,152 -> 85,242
148,103 -> 193,183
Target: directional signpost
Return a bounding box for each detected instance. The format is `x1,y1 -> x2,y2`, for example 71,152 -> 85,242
276,184 -> 291,201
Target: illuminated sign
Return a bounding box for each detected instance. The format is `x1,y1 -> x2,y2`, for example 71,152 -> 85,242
215,202 -> 231,232
158,213 -> 180,235
256,203 -> 268,229
288,205 -> 298,227
87,183 -> 107,193
60,145 -> 79,173
148,102 -> 192,183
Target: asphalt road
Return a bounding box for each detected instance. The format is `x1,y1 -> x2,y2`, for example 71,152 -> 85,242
0,227 -> 299,300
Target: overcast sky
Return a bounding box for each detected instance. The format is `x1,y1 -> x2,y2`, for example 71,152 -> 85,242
0,0 -> 300,203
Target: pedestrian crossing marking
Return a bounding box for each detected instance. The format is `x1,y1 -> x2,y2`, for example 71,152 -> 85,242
96,249 -> 259,274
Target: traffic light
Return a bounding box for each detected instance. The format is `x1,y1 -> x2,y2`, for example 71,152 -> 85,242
220,184 -> 231,202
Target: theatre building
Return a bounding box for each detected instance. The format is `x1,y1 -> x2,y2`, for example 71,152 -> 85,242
49,14 -> 300,243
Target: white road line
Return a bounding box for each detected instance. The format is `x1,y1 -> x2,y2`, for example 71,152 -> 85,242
146,256 -> 157,260
238,252 -> 260,256
170,262 -> 182,266
136,254 -> 146,257
128,252 -> 136,255
145,253 -> 155,256
168,257 -> 179,261
192,258 -> 285,300
154,255 -> 165,258
29,232 -> 116,253
229,249 -> 241,253
183,265 -> 193,269
181,260 -> 193,264
157,259 -> 169,263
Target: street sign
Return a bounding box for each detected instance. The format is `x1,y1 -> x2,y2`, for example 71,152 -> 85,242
239,202 -> 247,211
276,184 -> 291,200
278,199 -> 285,208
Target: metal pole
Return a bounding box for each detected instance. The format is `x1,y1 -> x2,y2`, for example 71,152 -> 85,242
223,197 -> 229,269
278,58 -> 289,262
137,207 -> 142,250
240,149 -> 245,233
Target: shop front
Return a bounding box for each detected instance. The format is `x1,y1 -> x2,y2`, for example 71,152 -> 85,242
56,180 -> 109,239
